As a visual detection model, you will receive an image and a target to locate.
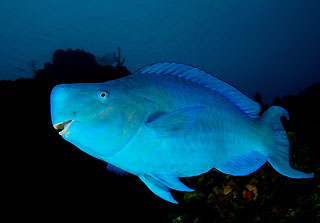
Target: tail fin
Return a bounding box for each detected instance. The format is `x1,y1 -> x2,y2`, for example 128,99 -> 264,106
262,106 -> 313,178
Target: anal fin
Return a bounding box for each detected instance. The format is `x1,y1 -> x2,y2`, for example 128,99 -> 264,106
216,151 -> 266,176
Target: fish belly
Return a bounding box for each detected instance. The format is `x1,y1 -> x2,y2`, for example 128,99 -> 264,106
163,110 -> 269,177
108,107 -> 268,178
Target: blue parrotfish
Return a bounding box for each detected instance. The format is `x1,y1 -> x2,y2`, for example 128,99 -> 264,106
50,62 -> 313,203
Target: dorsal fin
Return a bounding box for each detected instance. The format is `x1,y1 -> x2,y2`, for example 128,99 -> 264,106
138,62 -> 261,118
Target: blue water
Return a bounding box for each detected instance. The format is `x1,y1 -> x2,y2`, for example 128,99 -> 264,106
0,0 -> 319,103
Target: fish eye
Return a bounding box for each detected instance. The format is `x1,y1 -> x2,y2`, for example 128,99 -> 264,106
100,92 -> 107,98
97,90 -> 109,102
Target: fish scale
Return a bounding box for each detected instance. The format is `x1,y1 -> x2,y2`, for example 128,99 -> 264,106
124,72 -> 260,175
50,62 -> 313,204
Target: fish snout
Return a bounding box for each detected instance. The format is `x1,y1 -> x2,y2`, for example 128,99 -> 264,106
50,84 -> 77,130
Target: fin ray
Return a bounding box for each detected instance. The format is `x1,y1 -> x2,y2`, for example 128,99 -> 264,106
216,151 -> 266,176
138,62 -> 261,118
139,174 -> 178,204
262,106 -> 313,178
151,173 -> 194,192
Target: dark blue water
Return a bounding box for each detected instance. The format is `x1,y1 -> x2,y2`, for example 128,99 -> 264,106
1,1 -> 320,103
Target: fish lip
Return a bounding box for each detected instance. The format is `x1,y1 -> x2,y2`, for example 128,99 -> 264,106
53,120 -> 73,135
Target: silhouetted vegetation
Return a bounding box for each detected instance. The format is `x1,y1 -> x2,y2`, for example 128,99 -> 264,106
113,46 -> 126,68
1,49 -> 319,222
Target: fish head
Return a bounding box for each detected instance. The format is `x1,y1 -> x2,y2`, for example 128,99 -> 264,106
50,82 -> 153,158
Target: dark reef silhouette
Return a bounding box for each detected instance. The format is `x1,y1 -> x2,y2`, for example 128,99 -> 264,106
2,49 -> 319,222
35,48 -> 130,84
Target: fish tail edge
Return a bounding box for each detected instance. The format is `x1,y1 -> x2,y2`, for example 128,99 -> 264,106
262,106 -> 313,178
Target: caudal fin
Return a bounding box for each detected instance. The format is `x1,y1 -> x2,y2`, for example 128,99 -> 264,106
262,106 -> 313,178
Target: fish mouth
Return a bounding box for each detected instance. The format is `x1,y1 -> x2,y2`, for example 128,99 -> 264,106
53,120 -> 73,135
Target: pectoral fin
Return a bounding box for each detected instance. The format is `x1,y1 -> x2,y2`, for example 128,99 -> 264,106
146,106 -> 204,137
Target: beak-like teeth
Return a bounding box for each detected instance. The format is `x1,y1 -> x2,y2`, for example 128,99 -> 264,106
54,120 -> 73,135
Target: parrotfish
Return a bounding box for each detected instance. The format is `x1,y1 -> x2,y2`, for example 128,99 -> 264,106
50,62 -> 313,203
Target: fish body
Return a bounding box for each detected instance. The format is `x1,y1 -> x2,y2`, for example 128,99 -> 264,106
50,62 -> 313,203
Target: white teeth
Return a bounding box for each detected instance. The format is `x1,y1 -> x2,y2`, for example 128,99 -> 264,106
54,120 -> 73,135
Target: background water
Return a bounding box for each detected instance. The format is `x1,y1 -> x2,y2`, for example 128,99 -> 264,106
0,0 -> 320,103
